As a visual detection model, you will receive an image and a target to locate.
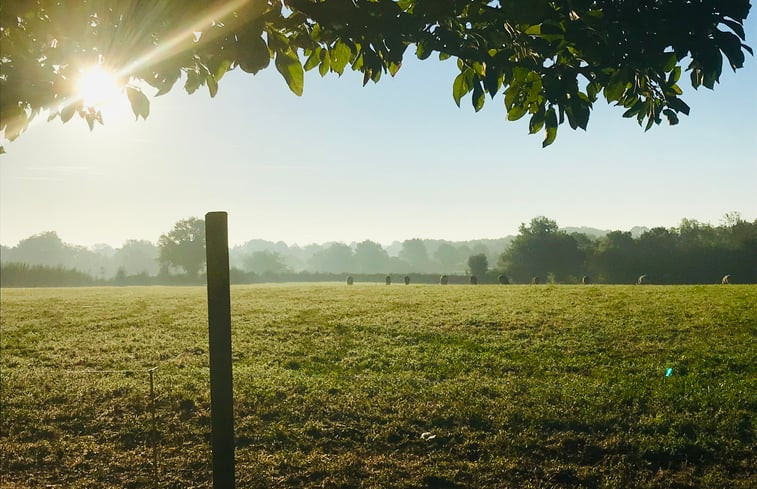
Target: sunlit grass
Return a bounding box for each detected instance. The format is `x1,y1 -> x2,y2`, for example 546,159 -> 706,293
1,285 -> 755,488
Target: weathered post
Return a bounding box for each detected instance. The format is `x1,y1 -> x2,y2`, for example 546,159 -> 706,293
205,212 -> 235,489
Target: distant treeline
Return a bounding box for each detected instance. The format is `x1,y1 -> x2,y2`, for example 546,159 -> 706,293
0,263 -> 102,288
0,230 -> 511,277
499,216 -> 756,284
1,214 -> 755,287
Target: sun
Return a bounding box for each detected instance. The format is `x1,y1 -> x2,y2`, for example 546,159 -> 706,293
77,65 -> 121,108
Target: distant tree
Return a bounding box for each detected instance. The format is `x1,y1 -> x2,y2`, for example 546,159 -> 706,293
243,250 -> 288,274
498,217 -> 582,283
399,239 -> 432,272
467,253 -> 488,278
157,217 -> 205,277
114,267 -> 127,285
636,227 -> 678,283
570,231 -> 596,277
433,242 -> 462,272
308,243 -> 354,273
5,231 -> 70,267
590,231 -> 638,284
353,240 -> 390,273
113,239 -> 159,275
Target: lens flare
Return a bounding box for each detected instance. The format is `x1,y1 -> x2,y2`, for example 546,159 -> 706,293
77,66 -> 120,107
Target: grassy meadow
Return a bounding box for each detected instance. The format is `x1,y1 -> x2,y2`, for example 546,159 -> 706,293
1,284 -> 755,488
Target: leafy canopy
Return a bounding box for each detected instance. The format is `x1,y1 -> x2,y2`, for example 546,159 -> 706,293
0,0 -> 752,151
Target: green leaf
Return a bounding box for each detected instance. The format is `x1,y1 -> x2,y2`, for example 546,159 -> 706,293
416,42 -> 432,60
542,107 -> 558,147
452,72 -> 469,107
472,81 -> 485,112
206,74 -> 218,97
60,104 -> 77,123
529,108 -> 545,134
507,104 -> 528,121
154,70 -> 181,96
702,69 -> 718,89
586,82 -> 600,101
304,49 -> 321,71
238,36 -> 270,74
483,67 -> 502,98
85,111 -> 95,131
208,57 -> 232,82
715,30 -> 746,69
721,18 -> 746,40
0,146 -> 5,154
667,97 -> 690,115
690,67 -> 703,89
604,70 -> 628,101
185,70 -> 202,94
330,41 -> 352,75
318,52 -> 330,77
125,87 -> 150,120
667,66 -> 681,85
275,50 -> 304,96
663,109 -> 679,125
622,100 -> 643,118
662,52 -> 677,72
570,98 -> 590,130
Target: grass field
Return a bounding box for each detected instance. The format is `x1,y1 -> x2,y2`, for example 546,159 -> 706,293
1,284 -> 755,488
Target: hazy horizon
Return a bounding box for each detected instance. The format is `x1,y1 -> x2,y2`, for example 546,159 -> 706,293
1,214 -> 751,249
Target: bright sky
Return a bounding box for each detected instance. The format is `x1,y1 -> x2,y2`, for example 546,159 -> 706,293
1,20 -> 756,248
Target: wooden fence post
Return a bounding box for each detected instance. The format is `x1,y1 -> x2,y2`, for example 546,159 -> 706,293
205,211 -> 235,489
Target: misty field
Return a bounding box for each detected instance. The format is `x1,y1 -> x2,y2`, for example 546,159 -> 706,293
1,284 -> 755,488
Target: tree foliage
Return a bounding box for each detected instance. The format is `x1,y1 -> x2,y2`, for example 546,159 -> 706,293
1,0 -> 752,152
353,240 -> 390,273
243,250 -> 289,274
399,238 -> 433,272
307,242 -> 354,273
467,252 -> 488,278
498,216 -> 583,283
157,217 -> 206,277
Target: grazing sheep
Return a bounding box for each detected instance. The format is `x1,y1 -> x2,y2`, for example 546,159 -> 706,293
498,274 -> 509,285
385,275 -> 391,285
470,275 -> 478,285
346,276 -> 354,285
722,274 -> 731,285
582,275 -> 590,285
440,274 -> 449,285
404,275 -> 410,285
531,276 -> 540,285
637,275 -> 648,285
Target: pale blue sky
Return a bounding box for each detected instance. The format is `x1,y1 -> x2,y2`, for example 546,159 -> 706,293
1,20 -> 755,248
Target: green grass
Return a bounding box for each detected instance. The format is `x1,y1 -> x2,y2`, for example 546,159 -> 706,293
1,284 -> 755,488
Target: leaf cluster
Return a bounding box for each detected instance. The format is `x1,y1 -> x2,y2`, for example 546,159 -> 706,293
0,0 -> 752,151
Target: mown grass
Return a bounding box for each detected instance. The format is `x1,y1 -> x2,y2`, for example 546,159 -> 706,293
1,284 -> 755,488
